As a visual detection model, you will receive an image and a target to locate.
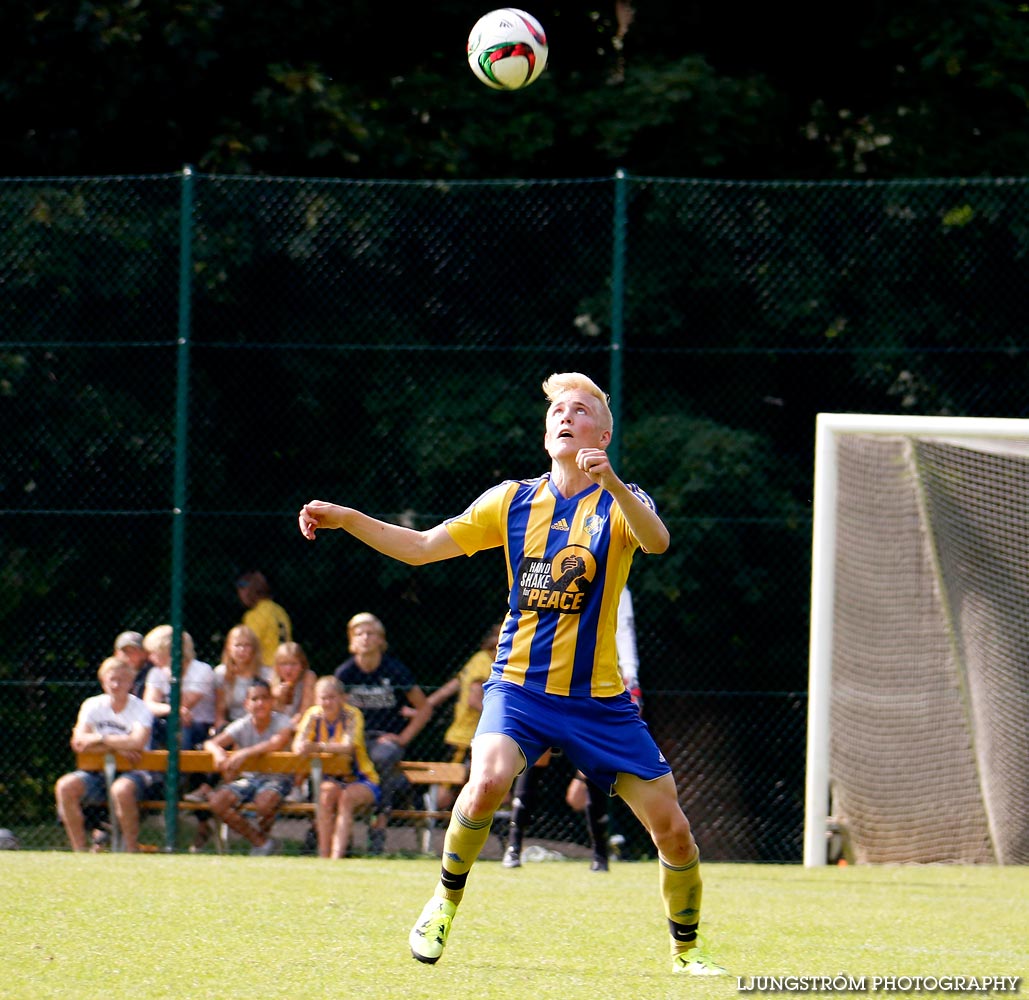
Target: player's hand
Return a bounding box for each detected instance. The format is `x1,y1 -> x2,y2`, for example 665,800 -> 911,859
576,448 -> 611,484
298,500 -> 344,540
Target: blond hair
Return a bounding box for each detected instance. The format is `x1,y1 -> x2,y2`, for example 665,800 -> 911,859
97,656 -> 134,681
541,372 -> 613,431
221,624 -> 261,667
315,675 -> 345,697
274,641 -> 309,672
142,624 -> 196,664
346,612 -> 387,653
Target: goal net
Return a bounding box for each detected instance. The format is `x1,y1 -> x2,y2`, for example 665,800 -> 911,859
805,414 -> 1029,865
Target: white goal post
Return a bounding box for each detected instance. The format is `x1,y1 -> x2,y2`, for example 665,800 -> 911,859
805,413 -> 1029,866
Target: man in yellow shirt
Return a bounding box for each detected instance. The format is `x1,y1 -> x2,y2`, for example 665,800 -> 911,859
236,570 -> 292,665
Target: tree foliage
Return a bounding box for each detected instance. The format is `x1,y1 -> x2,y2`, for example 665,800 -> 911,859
0,1 -> 1026,179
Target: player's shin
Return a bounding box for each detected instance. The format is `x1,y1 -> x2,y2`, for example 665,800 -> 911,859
659,849 -> 703,957
434,804 -> 494,905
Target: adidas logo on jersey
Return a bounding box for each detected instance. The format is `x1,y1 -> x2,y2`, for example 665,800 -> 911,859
551,518 -> 570,531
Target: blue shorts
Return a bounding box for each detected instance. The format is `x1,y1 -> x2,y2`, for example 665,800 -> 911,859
71,769 -> 155,803
474,679 -> 671,795
326,774 -> 381,807
226,774 -> 293,804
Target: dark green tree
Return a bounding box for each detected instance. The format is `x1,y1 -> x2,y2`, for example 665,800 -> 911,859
0,1 -> 1025,178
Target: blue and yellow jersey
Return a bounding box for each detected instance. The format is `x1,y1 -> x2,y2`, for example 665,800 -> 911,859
445,473 -> 654,698
295,702 -> 379,785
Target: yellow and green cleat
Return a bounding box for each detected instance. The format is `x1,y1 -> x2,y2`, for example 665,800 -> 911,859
672,946 -> 727,976
409,897 -> 457,965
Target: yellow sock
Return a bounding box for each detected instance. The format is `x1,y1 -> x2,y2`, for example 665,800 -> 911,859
660,850 -> 703,957
434,805 -> 494,906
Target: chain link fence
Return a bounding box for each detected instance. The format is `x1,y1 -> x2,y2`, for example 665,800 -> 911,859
2,173 -> 1026,859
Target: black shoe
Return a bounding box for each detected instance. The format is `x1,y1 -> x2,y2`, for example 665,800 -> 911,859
590,856 -> 609,872
368,827 -> 386,855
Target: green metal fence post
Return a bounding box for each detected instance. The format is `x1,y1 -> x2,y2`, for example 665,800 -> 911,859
165,165 -> 195,850
608,169 -> 628,469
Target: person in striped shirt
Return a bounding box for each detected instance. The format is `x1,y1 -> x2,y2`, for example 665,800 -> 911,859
293,675 -> 379,859
297,371 -> 724,977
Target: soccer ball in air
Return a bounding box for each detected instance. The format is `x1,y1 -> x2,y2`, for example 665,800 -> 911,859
467,8 -> 548,91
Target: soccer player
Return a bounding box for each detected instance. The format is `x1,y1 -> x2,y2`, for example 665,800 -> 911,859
297,372 -> 725,976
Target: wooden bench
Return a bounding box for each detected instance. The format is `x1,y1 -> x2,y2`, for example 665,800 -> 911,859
75,750 -> 467,854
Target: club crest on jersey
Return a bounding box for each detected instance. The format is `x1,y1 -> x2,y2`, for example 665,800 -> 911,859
583,514 -> 605,536
517,545 -> 596,613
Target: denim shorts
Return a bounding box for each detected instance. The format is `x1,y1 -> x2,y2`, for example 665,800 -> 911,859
474,678 -> 671,795
226,774 -> 294,803
71,769 -> 155,803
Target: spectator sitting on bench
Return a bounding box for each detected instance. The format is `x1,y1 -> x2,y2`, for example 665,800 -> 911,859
272,641 -> 317,727
214,625 -> 274,732
142,625 -> 217,751
142,624 -> 219,851
55,657 -> 156,853
293,675 -> 380,858
112,630 -> 154,699
334,612 -> 432,855
202,678 -> 293,856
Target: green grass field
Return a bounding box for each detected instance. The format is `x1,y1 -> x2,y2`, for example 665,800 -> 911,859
3,854 -> 1026,1000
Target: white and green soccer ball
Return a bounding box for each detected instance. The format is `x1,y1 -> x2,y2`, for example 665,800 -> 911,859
467,8 -> 549,91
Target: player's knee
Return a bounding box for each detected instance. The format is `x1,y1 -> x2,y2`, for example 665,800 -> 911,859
652,813 -> 697,861
462,774 -> 510,817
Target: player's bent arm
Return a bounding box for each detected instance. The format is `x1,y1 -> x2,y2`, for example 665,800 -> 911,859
605,479 -> 670,554
299,502 -> 463,565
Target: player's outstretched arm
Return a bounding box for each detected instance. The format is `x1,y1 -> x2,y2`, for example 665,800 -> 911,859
298,500 -> 463,566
